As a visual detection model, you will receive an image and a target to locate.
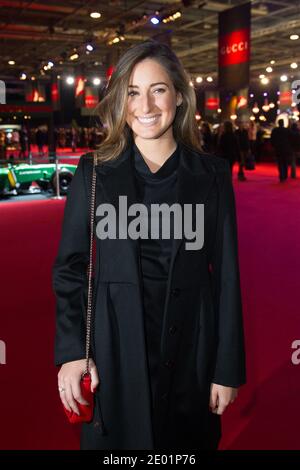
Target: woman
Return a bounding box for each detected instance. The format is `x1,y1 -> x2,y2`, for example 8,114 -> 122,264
53,40 -> 246,450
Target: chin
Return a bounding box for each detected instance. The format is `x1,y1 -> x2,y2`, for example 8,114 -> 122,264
132,126 -> 171,141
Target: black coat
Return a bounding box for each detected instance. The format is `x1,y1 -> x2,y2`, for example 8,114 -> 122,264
53,141 -> 246,450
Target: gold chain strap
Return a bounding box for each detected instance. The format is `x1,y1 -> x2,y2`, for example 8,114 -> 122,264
85,154 -> 97,375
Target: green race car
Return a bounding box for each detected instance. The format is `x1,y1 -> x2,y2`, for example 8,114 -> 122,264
0,162 -> 77,196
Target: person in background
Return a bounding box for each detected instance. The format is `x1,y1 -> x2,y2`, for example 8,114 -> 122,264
218,120 -> 240,176
35,127 -> 44,156
200,121 -> 213,154
271,119 -> 293,182
235,122 -> 249,181
290,122 -> 300,179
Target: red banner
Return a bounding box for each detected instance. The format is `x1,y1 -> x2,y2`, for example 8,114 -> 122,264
206,97 -> 220,110
84,86 -> 99,109
75,76 -> 85,108
205,91 -> 220,117
219,28 -> 250,67
279,83 -> 292,111
218,2 -> 251,91
51,81 -> 60,111
25,83 -> 46,103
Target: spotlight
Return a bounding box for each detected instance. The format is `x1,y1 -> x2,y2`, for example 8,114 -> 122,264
93,78 -> 101,86
90,12 -> 101,19
66,76 -> 75,85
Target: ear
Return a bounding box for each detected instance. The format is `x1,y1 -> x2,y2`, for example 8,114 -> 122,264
176,92 -> 183,107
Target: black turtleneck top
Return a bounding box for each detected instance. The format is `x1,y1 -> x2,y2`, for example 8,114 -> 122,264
132,142 -> 180,409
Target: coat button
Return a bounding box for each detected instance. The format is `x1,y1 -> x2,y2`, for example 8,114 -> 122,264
171,288 -> 181,297
169,325 -> 177,335
164,359 -> 175,369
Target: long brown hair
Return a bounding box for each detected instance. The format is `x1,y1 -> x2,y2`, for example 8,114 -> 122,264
95,40 -> 201,163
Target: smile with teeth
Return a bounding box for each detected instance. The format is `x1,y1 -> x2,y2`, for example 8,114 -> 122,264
137,115 -> 160,124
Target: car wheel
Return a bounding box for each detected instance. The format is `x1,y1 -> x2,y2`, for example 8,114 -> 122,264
51,170 -> 73,195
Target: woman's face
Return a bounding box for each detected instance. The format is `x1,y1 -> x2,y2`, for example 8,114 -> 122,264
126,58 -> 182,142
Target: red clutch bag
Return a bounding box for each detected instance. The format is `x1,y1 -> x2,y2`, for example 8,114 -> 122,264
63,373 -> 94,424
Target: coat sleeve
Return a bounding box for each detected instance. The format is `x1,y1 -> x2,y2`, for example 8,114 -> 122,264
211,159 -> 246,387
52,155 -> 92,366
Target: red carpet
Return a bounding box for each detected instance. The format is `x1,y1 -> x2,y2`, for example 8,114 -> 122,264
0,162 -> 299,449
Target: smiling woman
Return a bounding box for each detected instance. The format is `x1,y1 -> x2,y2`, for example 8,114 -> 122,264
53,40 -> 246,451
94,40 -> 200,164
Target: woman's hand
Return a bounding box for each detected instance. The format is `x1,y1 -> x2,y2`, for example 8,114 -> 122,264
209,383 -> 238,415
58,358 -> 100,415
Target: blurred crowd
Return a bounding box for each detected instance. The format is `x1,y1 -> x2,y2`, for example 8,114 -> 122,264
199,119 -> 300,182
0,126 -> 105,160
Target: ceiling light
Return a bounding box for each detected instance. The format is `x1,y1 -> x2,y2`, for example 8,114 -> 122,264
290,34 -> 299,40
266,66 -> 273,73
90,12 -> 101,19
66,76 -> 75,85
150,17 -> 160,25
206,76 -> 213,82
261,77 -> 269,85
8,60 -> 15,65
86,44 -> 94,52
270,60 -> 275,65
70,53 -> 79,61
93,78 -> 101,86
280,75 -> 288,82
196,76 -> 203,83
290,62 -> 298,69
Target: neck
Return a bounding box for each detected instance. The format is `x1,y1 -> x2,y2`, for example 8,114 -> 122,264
133,133 -> 178,173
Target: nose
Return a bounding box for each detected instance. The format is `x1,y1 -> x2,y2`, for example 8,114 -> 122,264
140,93 -> 152,114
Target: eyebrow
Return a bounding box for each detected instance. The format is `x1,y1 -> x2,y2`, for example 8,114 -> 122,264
128,82 -> 169,88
